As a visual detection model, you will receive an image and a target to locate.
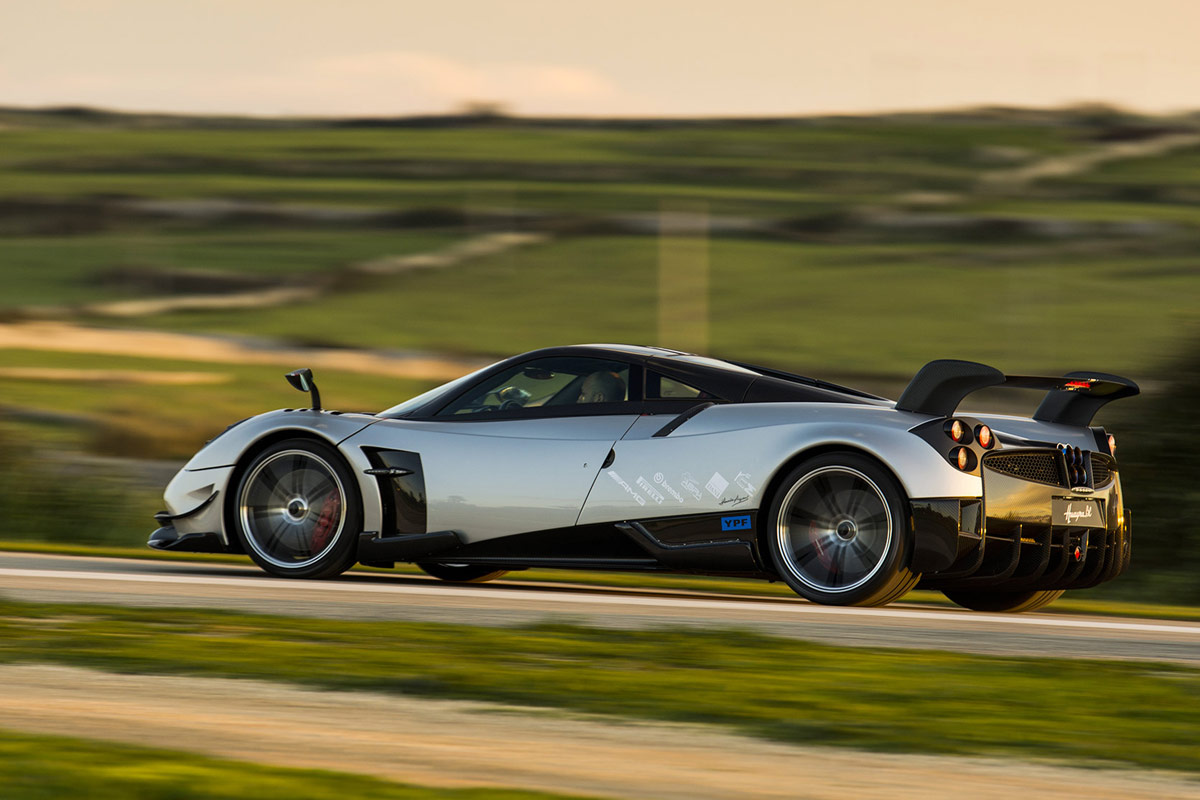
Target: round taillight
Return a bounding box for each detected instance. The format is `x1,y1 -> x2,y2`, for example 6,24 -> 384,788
1108,434 -> 1117,457
952,446 -> 976,471
947,419 -> 969,443
976,425 -> 993,449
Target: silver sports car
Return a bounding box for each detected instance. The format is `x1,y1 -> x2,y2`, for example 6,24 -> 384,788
150,344 -> 1138,613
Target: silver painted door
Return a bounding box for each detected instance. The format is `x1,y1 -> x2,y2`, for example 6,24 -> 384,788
355,414 -> 639,542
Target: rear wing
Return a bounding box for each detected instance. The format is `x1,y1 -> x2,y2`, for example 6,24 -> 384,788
894,359 -> 1139,426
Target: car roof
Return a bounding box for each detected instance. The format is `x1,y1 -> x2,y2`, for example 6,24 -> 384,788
505,345 -> 888,405
383,343 -> 888,417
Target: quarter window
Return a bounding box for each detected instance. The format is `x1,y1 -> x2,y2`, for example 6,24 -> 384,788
646,370 -> 706,400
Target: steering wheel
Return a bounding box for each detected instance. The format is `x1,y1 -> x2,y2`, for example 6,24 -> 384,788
499,399 -> 525,411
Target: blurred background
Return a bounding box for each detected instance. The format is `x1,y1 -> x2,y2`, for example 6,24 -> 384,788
1,0 -> 1198,603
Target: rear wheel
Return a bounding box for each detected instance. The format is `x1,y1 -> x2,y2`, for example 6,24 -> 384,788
233,438 -> 361,579
417,563 -> 510,583
942,588 -> 1064,613
767,453 -> 918,606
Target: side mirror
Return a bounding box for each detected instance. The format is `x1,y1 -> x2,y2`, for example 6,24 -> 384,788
285,368 -> 322,411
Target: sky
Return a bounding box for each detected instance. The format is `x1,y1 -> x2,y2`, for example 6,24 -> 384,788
3,1 -> 1200,118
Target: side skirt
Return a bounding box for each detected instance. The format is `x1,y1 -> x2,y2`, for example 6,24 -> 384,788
354,512 -> 768,577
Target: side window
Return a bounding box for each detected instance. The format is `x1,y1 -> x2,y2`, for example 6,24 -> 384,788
437,357 -> 632,417
646,371 -> 706,400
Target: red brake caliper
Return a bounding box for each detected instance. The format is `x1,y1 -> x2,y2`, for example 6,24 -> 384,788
310,492 -> 341,552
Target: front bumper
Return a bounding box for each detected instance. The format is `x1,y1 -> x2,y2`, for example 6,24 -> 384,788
148,465 -> 235,552
913,448 -> 1131,591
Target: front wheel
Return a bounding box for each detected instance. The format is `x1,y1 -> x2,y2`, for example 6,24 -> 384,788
766,453 -> 919,606
417,563 -> 510,583
942,588 -> 1064,613
233,438 -> 361,579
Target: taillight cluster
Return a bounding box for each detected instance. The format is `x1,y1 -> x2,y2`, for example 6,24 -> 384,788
945,418 -> 993,471
1058,443 -> 1088,486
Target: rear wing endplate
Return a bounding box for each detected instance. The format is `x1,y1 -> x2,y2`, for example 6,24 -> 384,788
894,359 -> 1139,426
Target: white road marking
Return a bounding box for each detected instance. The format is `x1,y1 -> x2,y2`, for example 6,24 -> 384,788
2,567 -> 1198,637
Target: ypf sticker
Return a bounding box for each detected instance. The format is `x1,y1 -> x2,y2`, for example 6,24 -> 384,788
721,515 -> 751,532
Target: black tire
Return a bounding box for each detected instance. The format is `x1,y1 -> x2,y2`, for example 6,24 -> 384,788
766,453 -> 918,606
942,588 -> 1064,613
232,438 -> 361,579
417,563 -> 510,583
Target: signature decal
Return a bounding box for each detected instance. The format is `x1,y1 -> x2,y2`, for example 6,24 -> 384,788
1062,502 -> 1094,524
719,495 -> 749,507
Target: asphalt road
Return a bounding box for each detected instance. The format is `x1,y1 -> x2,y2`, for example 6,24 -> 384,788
2,552 -> 1199,665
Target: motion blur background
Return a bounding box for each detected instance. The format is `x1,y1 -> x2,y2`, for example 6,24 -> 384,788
1,0 -> 1198,600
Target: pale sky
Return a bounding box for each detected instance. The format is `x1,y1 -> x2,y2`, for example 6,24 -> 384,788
3,1 -> 1200,117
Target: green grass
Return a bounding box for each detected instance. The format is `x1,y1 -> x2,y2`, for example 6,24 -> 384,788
123,236 -> 1200,379
0,349 -> 436,459
0,116 -> 1097,216
0,600 -> 1197,772
0,228 -> 459,307
0,729 -> 587,800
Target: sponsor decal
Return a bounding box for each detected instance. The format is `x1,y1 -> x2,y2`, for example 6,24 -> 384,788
652,471 -> 686,503
721,515 -> 752,531
607,470 -> 646,506
636,476 -> 665,505
679,472 -> 704,501
734,471 -> 757,497
705,471 -> 729,498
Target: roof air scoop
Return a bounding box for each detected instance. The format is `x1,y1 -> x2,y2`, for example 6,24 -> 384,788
285,368 -> 322,411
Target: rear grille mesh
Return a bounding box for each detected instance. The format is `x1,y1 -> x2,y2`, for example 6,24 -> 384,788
985,453 -> 1063,486
1090,455 -> 1114,486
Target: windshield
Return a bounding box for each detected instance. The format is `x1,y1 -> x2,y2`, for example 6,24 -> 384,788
377,361 -> 501,418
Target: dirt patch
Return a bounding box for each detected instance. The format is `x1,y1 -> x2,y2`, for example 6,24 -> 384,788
0,367 -> 230,385
0,321 -> 484,382
980,133 -> 1200,190
0,664 -> 1195,800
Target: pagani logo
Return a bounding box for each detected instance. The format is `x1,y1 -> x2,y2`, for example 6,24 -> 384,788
1062,503 -> 1094,524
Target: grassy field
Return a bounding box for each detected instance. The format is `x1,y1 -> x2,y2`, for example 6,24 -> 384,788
1,228 -> 459,306
0,599 -> 1196,772
0,347 -> 434,448
116,235 -> 1200,379
2,109 -> 1197,378
0,729 -> 585,800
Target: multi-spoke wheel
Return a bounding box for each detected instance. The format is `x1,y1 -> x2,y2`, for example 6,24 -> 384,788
766,453 -> 918,606
942,588 -> 1064,613
417,563 -> 510,583
233,438 -> 361,579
